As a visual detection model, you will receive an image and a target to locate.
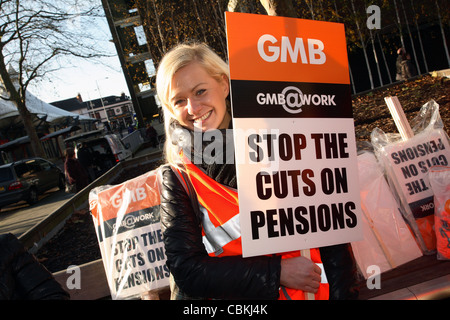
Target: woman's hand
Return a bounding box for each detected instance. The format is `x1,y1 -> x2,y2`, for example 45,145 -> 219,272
280,256 -> 322,293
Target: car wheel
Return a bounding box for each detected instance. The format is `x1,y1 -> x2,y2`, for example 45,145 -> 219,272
28,187 -> 38,205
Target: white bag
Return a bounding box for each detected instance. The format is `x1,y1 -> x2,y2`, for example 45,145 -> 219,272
89,168 -> 169,300
370,100 -> 450,254
351,151 -> 422,278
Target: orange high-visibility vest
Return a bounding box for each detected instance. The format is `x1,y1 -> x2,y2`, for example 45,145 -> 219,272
176,156 -> 329,300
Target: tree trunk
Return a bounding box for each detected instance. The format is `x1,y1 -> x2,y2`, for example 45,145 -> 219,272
190,0 -> 207,43
435,0 -> 450,67
209,0 -> 227,55
369,29 -> 384,86
350,0 -> 374,89
259,0 -> 296,17
17,99 -> 46,159
332,0 -> 356,93
377,33 -> 393,83
151,0 -> 167,53
400,0 -> 421,74
0,52 -> 45,159
410,0 -> 429,73
393,0 -> 406,49
304,0 -> 315,19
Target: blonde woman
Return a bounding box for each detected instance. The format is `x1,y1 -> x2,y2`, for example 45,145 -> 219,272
156,42 -> 357,300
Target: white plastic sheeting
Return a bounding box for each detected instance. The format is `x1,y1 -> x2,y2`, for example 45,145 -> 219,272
352,151 -> 422,279
0,89 -> 94,126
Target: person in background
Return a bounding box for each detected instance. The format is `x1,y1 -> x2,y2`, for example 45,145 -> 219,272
396,48 -> 417,81
77,143 -> 95,181
146,123 -> 158,148
64,147 -> 89,193
156,42 -> 359,300
128,123 -> 135,134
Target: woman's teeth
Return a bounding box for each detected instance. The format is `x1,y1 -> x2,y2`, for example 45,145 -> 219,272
195,110 -> 212,122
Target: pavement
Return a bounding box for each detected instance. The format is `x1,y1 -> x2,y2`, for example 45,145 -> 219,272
133,140 -> 164,158
0,187 -> 73,237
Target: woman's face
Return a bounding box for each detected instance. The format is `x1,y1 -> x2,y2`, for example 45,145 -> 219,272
169,62 -> 230,131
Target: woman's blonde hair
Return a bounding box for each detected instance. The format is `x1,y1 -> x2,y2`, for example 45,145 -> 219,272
156,42 -> 230,165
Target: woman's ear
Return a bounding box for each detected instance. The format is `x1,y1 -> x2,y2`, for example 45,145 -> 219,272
221,74 -> 230,97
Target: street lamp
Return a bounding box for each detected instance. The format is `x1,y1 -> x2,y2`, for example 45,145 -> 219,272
95,77 -> 109,125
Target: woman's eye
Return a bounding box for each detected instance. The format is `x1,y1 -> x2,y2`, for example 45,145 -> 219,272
174,99 -> 186,107
196,89 -> 206,96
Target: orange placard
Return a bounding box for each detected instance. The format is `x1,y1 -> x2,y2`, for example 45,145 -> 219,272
90,171 -> 160,225
225,12 -> 349,85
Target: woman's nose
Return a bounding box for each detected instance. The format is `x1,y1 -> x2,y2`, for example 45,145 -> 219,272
187,98 -> 201,115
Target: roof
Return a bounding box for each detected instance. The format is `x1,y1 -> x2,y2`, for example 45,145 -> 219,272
0,125 -> 81,150
50,97 -> 86,112
50,94 -> 131,112
0,135 -> 31,150
40,125 -> 81,141
0,90 -> 95,128
63,129 -> 104,143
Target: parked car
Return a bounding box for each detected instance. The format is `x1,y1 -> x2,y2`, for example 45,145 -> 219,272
0,158 -> 65,209
64,130 -> 132,177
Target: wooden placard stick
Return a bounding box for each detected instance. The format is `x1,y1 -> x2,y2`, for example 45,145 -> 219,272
384,96 -> 414,141
141,290 -> 160,300
300,249 -> 315,300
360,201 -> 396,269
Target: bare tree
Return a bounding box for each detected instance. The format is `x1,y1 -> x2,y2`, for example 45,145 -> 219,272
435,0 -> 450,67
0,0 -> 110,158
150,0 -> 167,53
303,0 -> 316,19
392,0 -> 406,49
409,0 -> 428,73
400,0 -> 420,74
350,0 -> 374,89
333,0 -> 356,94
132,0 -> 448,93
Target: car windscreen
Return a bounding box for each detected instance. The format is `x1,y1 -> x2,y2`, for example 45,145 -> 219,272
0,168 -> 13,182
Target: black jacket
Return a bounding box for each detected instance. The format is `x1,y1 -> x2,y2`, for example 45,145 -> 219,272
0,233 -> 69,300
159,164 -> 358,300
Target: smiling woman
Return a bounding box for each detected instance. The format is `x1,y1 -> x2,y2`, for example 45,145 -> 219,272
169,62 -> 230,131
156,42 -> 233,165
155,42 -> 358,300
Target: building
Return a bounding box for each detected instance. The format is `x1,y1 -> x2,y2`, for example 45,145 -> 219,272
51,93 -> 135,131
101,0 -> 160,128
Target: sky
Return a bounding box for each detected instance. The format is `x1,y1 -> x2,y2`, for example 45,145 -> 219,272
27,7 -> 130,104
29,54 -> 130,104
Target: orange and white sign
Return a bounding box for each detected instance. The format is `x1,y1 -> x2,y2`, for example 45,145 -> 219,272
90,169 -> 169,299
225,12 -> 363,257
226,12 -> 349,84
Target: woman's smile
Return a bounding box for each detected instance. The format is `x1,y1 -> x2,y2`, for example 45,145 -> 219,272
193,110 -> 213,124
